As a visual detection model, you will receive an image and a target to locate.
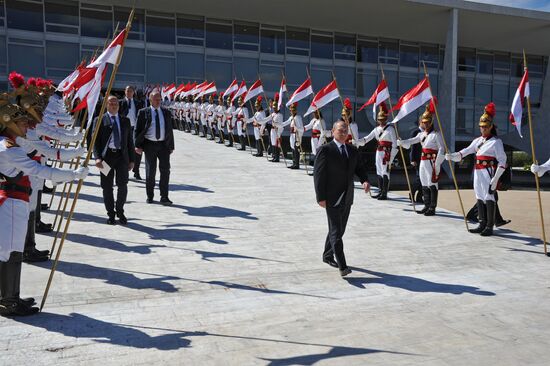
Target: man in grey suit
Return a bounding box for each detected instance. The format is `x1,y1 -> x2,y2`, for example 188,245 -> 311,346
94,95 -> 135,225
314,121 -> 370,277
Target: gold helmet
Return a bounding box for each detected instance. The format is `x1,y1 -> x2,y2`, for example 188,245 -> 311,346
8,72 -> 43,124
272,93 -> 280,111
0,95 -> 28,138
377,102 -> 388,124
218,92 -> 224,104
341,98 -> 352,119
421,98 -> 437,125
238,96 -> 244,106
289,102 -> 297,114
255,96 -> 263,110
208,93 -> 214,103
479,102 -> 496,127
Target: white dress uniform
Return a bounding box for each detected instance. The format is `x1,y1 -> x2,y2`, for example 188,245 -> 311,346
252,110 -> 267,140
234,106 -> 250,137
281,114 -> 303,149
304,118 -> 329,156
458,135 -> 507,202
400,129 -> 445,188
360,124 -> 398,177
183,101 -> 191,129
205,103 -> 216,138
225,105 -> 235,135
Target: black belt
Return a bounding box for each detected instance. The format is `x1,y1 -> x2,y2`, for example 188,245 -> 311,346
0,183 -> 32,195
108,148 -> 122,153
145,139 -> 165,143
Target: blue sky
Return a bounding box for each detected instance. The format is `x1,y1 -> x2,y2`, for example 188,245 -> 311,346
465,0 -> 550,11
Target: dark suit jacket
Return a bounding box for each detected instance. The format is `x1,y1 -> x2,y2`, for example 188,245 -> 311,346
119,97 -> 144,121
314,141 -> 369,208
92,113 -> 135,164
134,106 -> 175,151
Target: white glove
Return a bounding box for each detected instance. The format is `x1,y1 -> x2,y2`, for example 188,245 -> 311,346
530,164 -> 548,177
397,139 -> 410,149
531,164 -> 541,175
445,152 -> 462,162
490,166 -> 506,192
73,167 -> 89,180
58,146 -> 86,161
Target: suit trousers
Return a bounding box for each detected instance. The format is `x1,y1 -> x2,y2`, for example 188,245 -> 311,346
143,140 -> 171,200
323,203 -> 352,270
100,150 -> 129,216
131,127 -> 142,175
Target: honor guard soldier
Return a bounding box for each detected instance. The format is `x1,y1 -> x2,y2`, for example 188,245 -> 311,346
269,94 -> 285,162
224,96 -> 235,147
183,96 -> 192,132
531,158 -> 550,177
359,103 -> 397,200
215,92 -> 226,144
191,96 -> 201,136
199,96 -> 208,138
206,94 -> 217,140
446,102 -> 507,236
251,96 -> 267,157
339,98 -> 358,145
281,102 -> 303,169
234,97 -> 249,151
398,101 -> 445,216
0,98 -> 88,317
304,109 -> 330,165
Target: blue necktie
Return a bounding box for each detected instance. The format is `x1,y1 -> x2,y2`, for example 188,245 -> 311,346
340,144 -> 347,159
155,109 -> 161,140
111,115 -> 121,149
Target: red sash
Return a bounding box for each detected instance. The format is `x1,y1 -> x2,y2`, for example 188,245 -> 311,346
421,148 -> 438,161
0,175 -> 31,205
475,155 -> 497,170
312,129 -> 321,138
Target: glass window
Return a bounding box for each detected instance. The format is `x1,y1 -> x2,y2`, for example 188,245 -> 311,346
379,40 -> 399,65
46,41 -> 79,69
286,27 -> 309,56
6,0 -> 43,32
285,61 -> 308,86
259,64 -> 283,92
81,8 -> 112,38
528,56 -> 544,78
206,22 -> 232,50
115,7 -> 144,41
399,72 -> 418,95
177,52 -> 203,79
260,28 -> 284,55
206,61 -> 231,90
146,16 -> 175,44
457,76 -> 474,103
147,56 -> 175,83
0,36 -> 7,65
494,53 -> 510,76
177,15 -> 204,46
119,47 -> 145,75
475,80 -> 492,105
457,108 -> 474,135
45,0 -> 78,26
357,39 -> 378,64
335,66 -> 355,94
420,44 -> 439,65
334,33 -> 355,61
357,72 -> 378,99
311,33 -> 333,59
400,44 -> 419,68
234,57 -> 258,83
234,22 -> 259,51
9,44 -> 45,76
493,81 -> 509,104
477,53 -> 493,75
311,68 -> 332,91
458,48 -> 476,72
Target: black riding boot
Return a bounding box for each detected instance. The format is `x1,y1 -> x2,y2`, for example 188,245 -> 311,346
0,252 -> 38,316
372,176 -> 383,199
238,135 -> 246,150
271,147 -> 280,162
254,139 -> 263,157
417,187 -> 431,214
469,200 -> 487,233
424,186 -> 438,216
288,148 -> 300,169
480,200 -> 496,236
23,212 -> 49,263
227,133 -> 234,147
378,175 -> 389,200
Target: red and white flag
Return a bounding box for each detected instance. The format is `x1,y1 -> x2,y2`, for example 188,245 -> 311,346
88,29 -> 127,68
358,79 -> 390,120
181,82 -> 197,97
190,81 -> 208,97
243,79 -> 263,103
174,83 -> 188,98
390,77 -> 432,124
198,81 -> 217,98
278,77 -> 287,110
304,80 -> 339,116
162,83 -> 176,100
231,81 -> 247,104
509,69 -> 530,138
286,78 -> 313,107
225,79 -> 239,100
57,61 -> 85,93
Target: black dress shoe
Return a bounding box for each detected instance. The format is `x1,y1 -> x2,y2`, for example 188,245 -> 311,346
117,213 -> 128,225
340,267 -> 352,277
36,221 -> 53,233
287,165 -> 299,170
41,203 -> 49,210
0,300 -> 39,317
23,248 -> 50,263
134,173 -> 143,180
495,219 -> 511,227
107,216 -> 116,225
19,297 -> 36,307
160,198 -> 173,206
146,198 -> 154,204
323,258 -> 338,268
42,186 -> 53,194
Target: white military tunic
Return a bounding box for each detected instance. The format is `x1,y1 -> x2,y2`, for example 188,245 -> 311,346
304,118 -> 330,156
361,124 -> 398,177
401,129 -> 445,188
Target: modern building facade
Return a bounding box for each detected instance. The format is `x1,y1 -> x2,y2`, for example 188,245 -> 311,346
1,0 -> 549,155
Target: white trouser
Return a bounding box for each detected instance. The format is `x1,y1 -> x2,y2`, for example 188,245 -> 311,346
29,175 -> 43,211
419,159 -> 438,188
474,168 -> 495,202
375,150 -> 390,177
0,198 -> 30,261
270,129 -> 279,147
311,137 -> 320,156
253,126 -> 261,140
237,121 -> 244,136
290,133 -> 302,150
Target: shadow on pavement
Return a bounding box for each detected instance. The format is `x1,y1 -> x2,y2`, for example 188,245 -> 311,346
171,204 -> 258,220
66,233 -> 165,254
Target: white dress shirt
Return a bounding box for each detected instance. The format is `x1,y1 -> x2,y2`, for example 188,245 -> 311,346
145,106 -> 166,141
107,112 -> 121,149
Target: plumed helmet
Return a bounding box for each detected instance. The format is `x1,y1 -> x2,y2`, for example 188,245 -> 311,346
289,102 -> 297,112
377,102 -> 388,123
255,96 -> 263,109
421,97 -> 437,124
341,97 -> 352,117
0,95 -> 28,137
479,102 -> 496,127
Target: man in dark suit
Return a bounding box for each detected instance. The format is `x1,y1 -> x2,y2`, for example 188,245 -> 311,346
94,95 -> 135,225
409,126 -> 423,204
119,85 -> 144,180
314,120 -> 370,277
134,90 -> 174,206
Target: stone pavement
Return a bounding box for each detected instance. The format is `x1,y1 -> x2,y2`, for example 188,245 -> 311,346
1,132 -> 550,366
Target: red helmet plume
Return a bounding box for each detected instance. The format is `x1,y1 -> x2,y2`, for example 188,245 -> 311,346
9,71 -> 25,89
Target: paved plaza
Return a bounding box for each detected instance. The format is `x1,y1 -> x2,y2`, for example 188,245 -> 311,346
1,131 -> 550,365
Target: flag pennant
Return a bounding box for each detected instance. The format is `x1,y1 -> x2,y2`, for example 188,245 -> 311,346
278,77 -> 287,110
286,78 -> 313,107
390,77 -> 432,124
509,69 -> 529,138
231,81 -> 247,104
358,79 -> 390,120
243,79 -> 263,103
304,80 -> 340,116
225,79 -> 239,100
